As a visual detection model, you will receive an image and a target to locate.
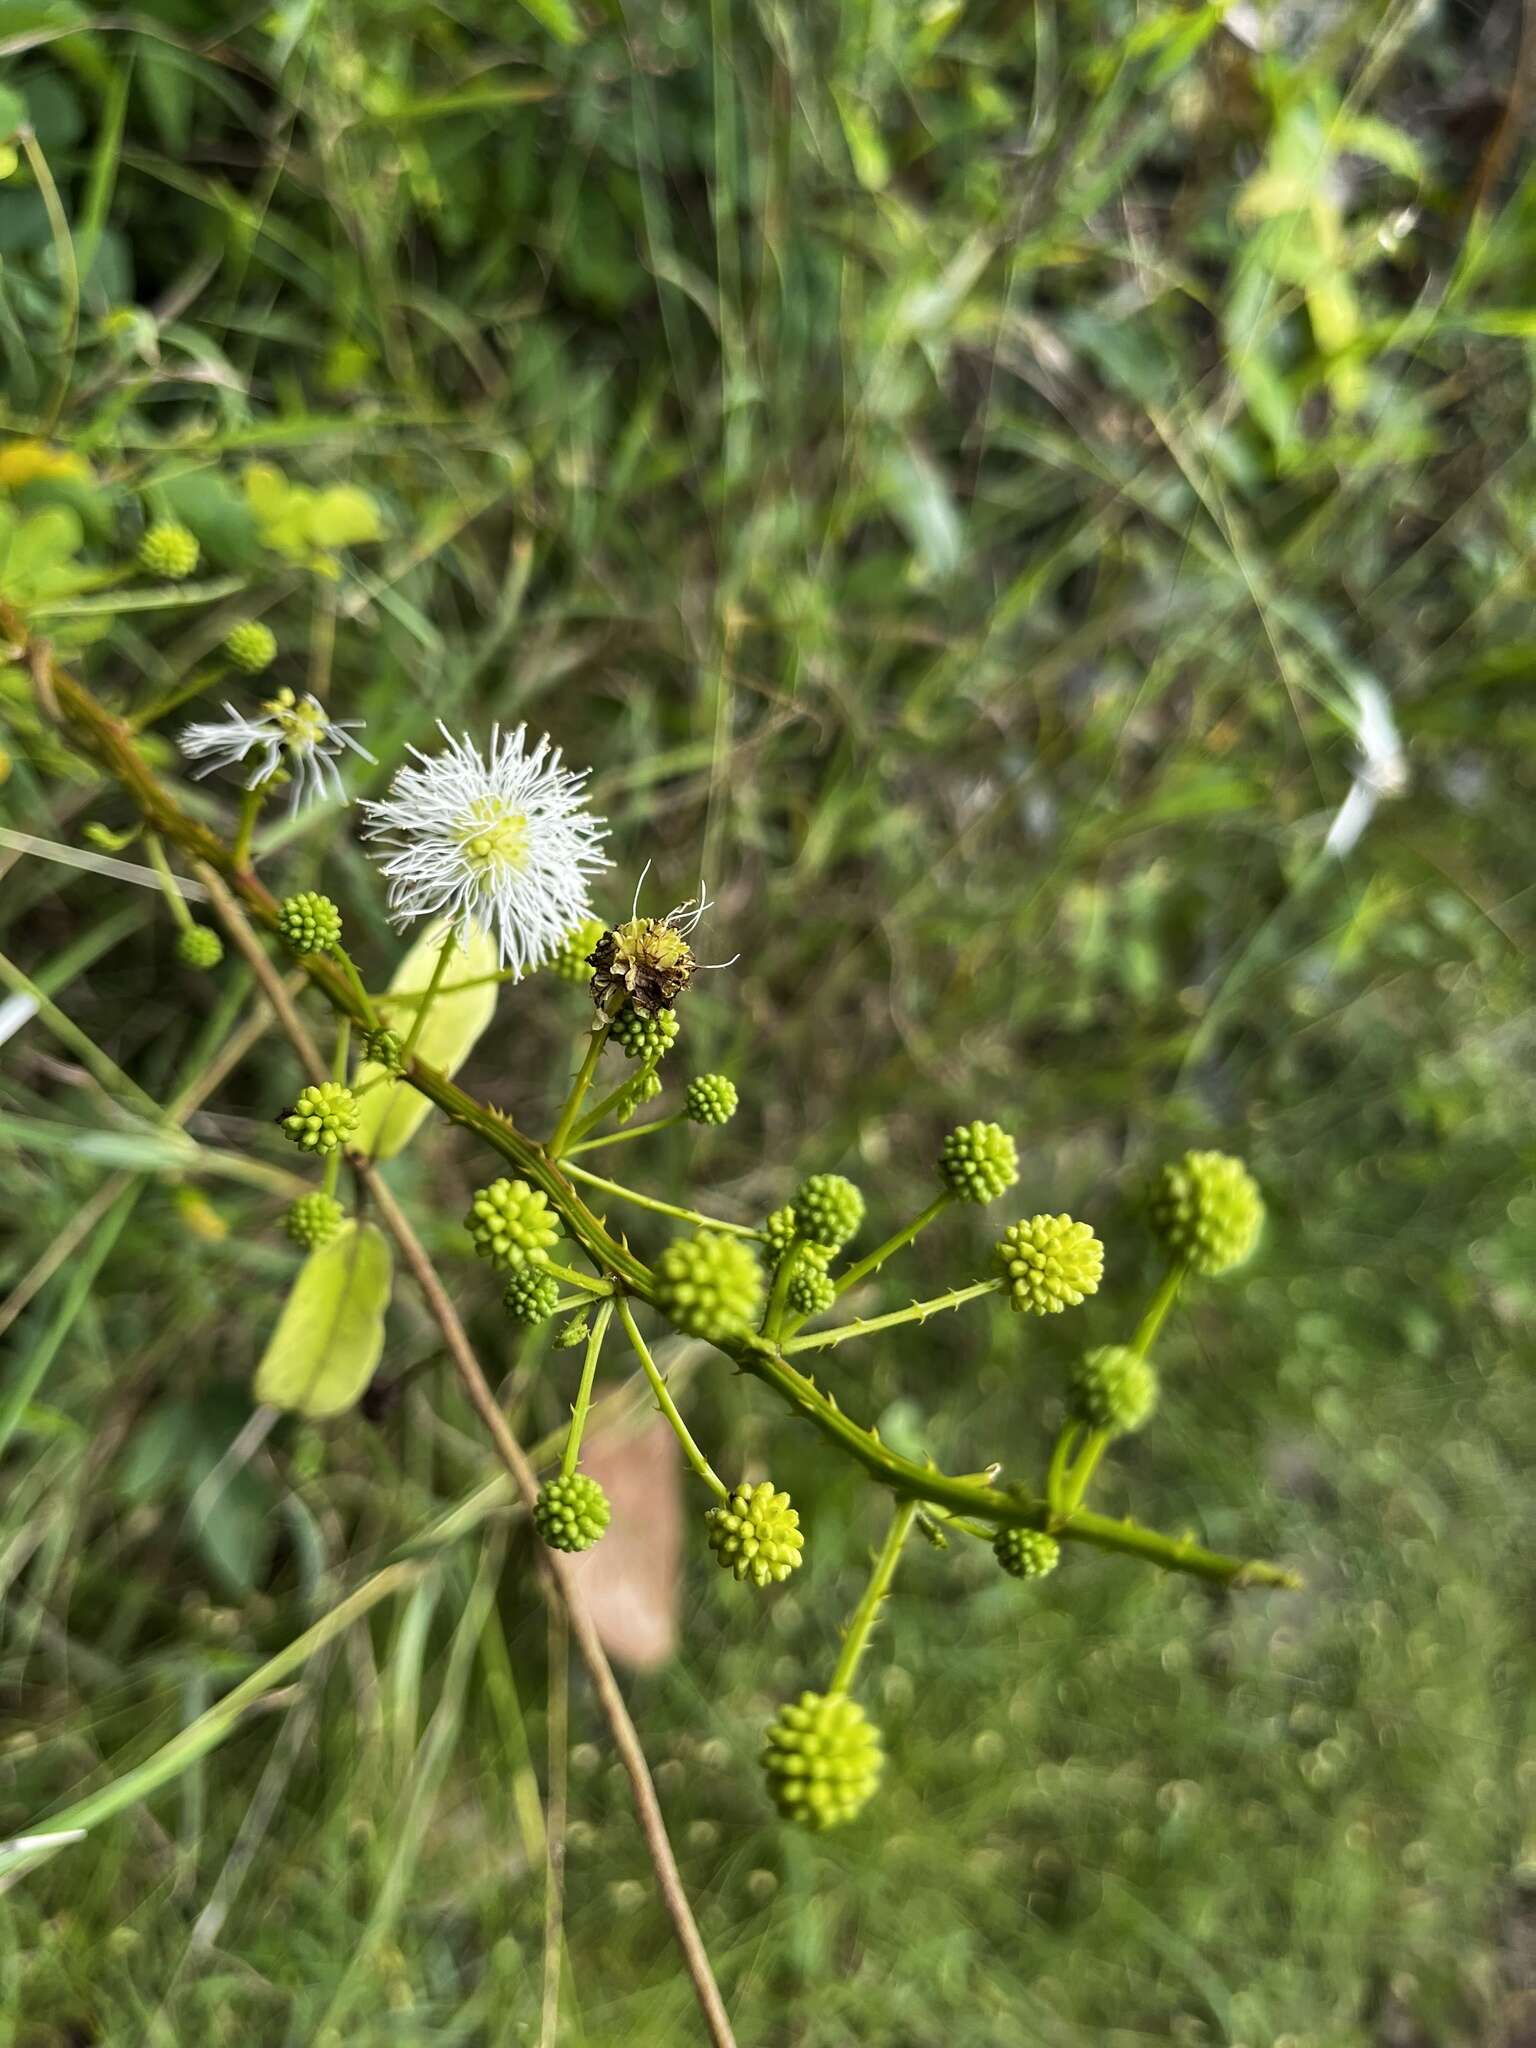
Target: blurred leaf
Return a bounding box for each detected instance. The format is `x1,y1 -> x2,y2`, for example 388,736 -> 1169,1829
350,923 -> 501,1161
253,1221 -> 392,1419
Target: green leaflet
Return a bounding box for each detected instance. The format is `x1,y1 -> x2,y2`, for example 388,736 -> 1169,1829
254,1221 -> 392,1419
350,923 -> 501,1160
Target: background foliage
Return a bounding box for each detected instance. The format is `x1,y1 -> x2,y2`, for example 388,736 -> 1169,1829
1,1 -> 1533,2041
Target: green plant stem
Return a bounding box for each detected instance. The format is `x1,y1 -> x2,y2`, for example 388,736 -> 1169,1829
142,830 -> 193,930
616,1297 -> 727,1500
760,1236 -> 803,1341
130,659 -> 228,732
565,1053 -> 655,1146
1132,1260 -> 1187,1357
322,1018 -> 350,1198
560,1162 -> 763,1240
1059,1428 -> 1111,1518
559,1299 -> 614,1479
1045,1421 -> 1082,1519
547,1023 -> 612,1158
833,1192 -> 952,1299
828,1497 -> 919,1697
332,944 -> 380,1029
540,1259 -> 613,1297
399,930 -> 456,1063
783,1279 -> 1002,1353
566,1112 -> 685,1157
231,782 -> 267,869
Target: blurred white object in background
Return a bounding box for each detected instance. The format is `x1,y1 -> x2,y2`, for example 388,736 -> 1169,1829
1325,676 -> 1409,857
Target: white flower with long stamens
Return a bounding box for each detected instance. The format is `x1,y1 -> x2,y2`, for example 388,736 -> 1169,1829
360,723 -> 609,976
179,688 -> 373,810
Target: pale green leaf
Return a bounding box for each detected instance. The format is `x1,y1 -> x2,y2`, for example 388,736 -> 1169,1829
254,1221 -> 392,1419
350,923 -> 502,1160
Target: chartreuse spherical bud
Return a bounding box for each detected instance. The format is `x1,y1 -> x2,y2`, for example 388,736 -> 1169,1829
176,924 -> 223,970
285,1191 -> 345,1251
611,1004 -> 680,1063
993,1214 -> 1104,1315
614,1068 -> 663,1124
139,520 -> 200,580
223,620 -> 278,674
793,1174 -> 864,1253
704,1480 -> 805,1588
655,1231 -> 764,1342
279,1082 -> 358,1155
534,1473 -> 610,1553
786,1248 -> 836,1318
1149,1150 -> 1264,1276
994,1527 -> 1060,1581
465,1178 -> 561,1272
504,1268 -> 562,1326
360,1025 -> 404,1071
1069,1345 -> 1158,1435
939,1121 -> 1019,1204
764,1206 -> 798,1265
275,891 -> 342,957
762,1692 -> 883,1830
685,1073 -> 738,1126
549,916 -> 605,985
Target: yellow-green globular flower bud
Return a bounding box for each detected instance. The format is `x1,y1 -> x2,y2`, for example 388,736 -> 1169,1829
704,1480 -> 805,1588
275,890 -> 342,957
548,915 -> 604,985
611,1003 -> 680,1063
685,1073 -> 737,1126
793,1173 -> 864,1253
939,1120 -> 1019,1204
360,1025 -> 404,1071
655,1230 -> 765,1342
785,1247 -> 835,1318
762,1692 -> 884,1830
285,1191 -> 345,1251
994,1527 -> 1060,1580
614,1068 -> 662,1124
764,1205 -> 798,1265
139,520 -> 200,580
465,1178 -> 561,1272
503,1268 -> 562,1326
1149,1149 -> 1264,1275
223,620 -> 278,674
534,1473 -> 610,1553
1069,1345 -> 1158,1435
176,924 -> 223,971
993,1214 -> 1104,1315
279,1081 -> 358,1155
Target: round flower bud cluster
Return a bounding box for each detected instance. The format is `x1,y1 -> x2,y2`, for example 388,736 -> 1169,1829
360,1025 -> 404,1072
139,520 -> 200,580
994,1527 -> 1060,1581
548,915 -> 605,985
655,1230 -> 764,1342
504,1268 -> 562,1326
762,1692 -> 884,1830
793,1173 -> 864,1253
993,1214 -> 1104,1315
614,1069 -> 662,1124
279,1082 -> 358,1155
685,1073 -> 738,1126
785,1249 -> 836,1318
1069,1345 -> 1158,1435
1149,1150 -> 1264,1275
533,1473 -> 611,1553
764,1206 -> 798,1265
704,1480 -> 805,1588
611,1004 -> 680,1064
223,620 -> 278,674
939,1121 -> 1019,1204
275,891 -> 342,957
465,1178 -> 561,1271
176,924 -> 223,971
284,1191 -> 345,1251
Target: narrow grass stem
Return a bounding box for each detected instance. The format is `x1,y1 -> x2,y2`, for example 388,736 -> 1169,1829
783,1279 -> 1002,1354
833,1192 -> 952,1299
828,1497 -> 919,1698
616,1297 -> 727,1499
560,1299 -> 614,1479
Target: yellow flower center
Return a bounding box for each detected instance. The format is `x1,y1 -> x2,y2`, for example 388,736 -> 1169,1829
262,687 -> 328,753
456,796 -> 528,876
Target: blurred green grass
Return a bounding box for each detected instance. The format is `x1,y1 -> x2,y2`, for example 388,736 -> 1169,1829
1,1 -> 1534,2041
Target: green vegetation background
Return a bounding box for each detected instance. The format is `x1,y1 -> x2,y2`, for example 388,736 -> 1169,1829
1,1 -> 1533,2042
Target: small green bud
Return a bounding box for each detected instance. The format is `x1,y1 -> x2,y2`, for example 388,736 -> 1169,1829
685,1073 -> 738,1126
279,1081 -> 358,1155
1149,1150 -> 1264,1276
762,1691 -> 883,1830
465,1178 -> 561,1272
176,924 -> 223,970
704,1480 -> 805,1588
764,1205 -> 798,1265
993,1527 -> 1060,1580
138,520 -> 200,580
792,1173 -> 864,1253
993,1214 -> 1104,1315
285,1191 -> 346,1250
556,1310 -> 591,1349
275,890 -> 342,957
360,1025 -> 404,1071
939,1121 -> 1019,1204
1069,1345 -> 1158,1435
785,1248 -> 835,1318
611,1004 -> 680,1063
223,620 -> 278,674
534,1473 -> 611,1553
503,1268 -> 562,1325
614,1068 -> 663,1124
655,1230 -> 765,1343
548,916 -> 605,985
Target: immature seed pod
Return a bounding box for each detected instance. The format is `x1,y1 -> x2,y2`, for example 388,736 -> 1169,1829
992,1214 -> 1104,1315
704,1480 -> 805,1588
278,1082 -> 358,1155
654,1231 -> 765,1342
938,1120 -> 1019,1204
762,1692 -> 883,1829
1149,1150 -> 1264,1275
464,1178 -> 561,1271
176,924 -> 223,970
534,1473 -> 610,1553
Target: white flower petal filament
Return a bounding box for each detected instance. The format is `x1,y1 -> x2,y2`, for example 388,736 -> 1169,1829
178,688 -> 373,811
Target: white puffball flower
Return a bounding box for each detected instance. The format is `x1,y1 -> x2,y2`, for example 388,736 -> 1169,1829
179,687 -> 374,810
360,722 -> 609,976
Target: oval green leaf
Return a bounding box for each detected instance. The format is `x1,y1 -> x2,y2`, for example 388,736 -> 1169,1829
254,1221 -> 392,1419
351,922 -> 501,1160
